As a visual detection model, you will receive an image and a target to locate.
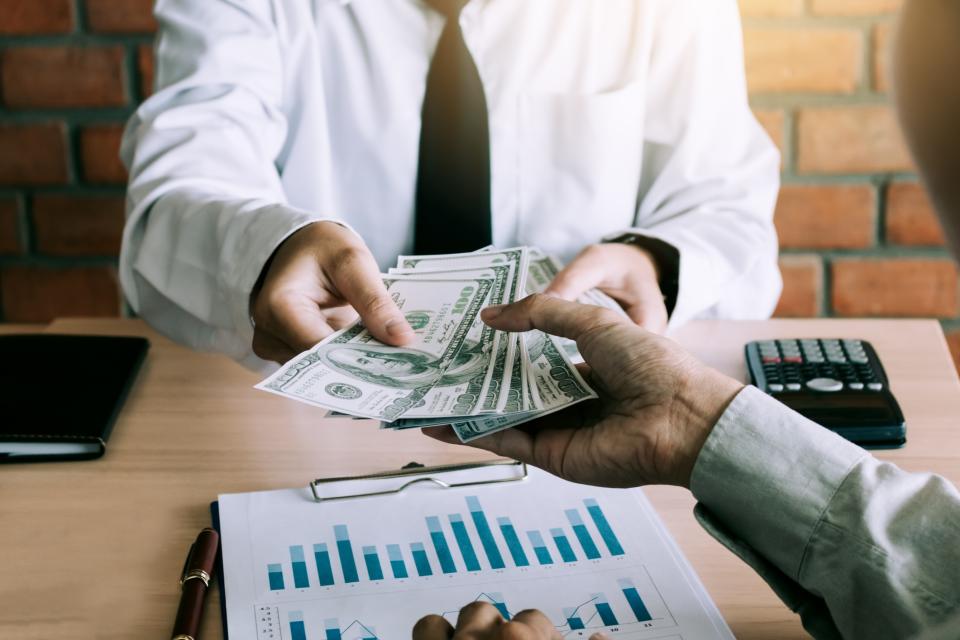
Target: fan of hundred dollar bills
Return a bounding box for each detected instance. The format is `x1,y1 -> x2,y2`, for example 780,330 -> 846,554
255,246 -> 628,442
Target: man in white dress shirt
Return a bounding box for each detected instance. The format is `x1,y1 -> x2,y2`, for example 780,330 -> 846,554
414,1 -> 960,637
119,0 -> 780,368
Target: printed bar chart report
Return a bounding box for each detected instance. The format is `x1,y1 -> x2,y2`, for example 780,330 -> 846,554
224,467 -> 732,640
261,494 -> 632,592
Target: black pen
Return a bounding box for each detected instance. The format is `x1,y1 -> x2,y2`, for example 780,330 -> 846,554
172,528 -> 220,640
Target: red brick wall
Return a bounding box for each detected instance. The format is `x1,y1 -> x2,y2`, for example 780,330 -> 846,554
0,0 -> 154,322
742,0 -> 960,371
0,0 -> 958,371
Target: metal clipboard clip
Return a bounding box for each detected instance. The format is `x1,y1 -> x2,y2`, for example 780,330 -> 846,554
309,459 -> 528,503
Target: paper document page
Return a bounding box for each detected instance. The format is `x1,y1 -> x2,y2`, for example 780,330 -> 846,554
218,467 -> 732,640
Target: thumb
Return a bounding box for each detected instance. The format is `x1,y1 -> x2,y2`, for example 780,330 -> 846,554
328,247 -> 415,346
481,294 -> 623,343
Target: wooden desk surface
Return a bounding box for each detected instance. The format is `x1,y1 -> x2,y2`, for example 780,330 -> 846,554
2,318 -> 958,639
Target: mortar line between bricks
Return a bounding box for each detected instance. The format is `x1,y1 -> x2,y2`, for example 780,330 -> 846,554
0,34 -> 154,47
748,94 -> 899,108
778,174 -> 919,186
781,248 -> 956,260
13,193 -> 28,259
20,186 -> 127,196
21,192 -> 38,255
72,0 -> 88,33
876,179 -> 889,247
0,255 -> 119,268
121,45 -> 137,109
66,122 -> 80,186
0,110 -> 138,124
822,255 -> 833,316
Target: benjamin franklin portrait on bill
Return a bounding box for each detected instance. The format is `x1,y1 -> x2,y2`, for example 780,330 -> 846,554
320,340 -> 488,389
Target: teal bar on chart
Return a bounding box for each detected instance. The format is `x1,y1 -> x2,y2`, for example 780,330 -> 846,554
550,528 -> 577,563
619,578 -> 652,622
526,530 -> 553,565
593,593 -> 619,626
486,593 -> 511,620
289,611 -> 307,640
466,496 -> 506,569
313,544 -> 335,586
449,514 -> 481,571
324,618 -> 342,640
584,499 -> 625,556
564,607 -> 585,630
565,509 -> 601,559
267,563 -> 285,591
411,542 -> 433,576
334,525 -> 360,583
362,546 -> 384,581
387,544 -> 408,579
289,545 -> 310,588
496,517 -> 529,567
426,516 -> 457,574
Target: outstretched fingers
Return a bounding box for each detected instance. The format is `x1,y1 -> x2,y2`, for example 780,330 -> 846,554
481,294 -> 623,343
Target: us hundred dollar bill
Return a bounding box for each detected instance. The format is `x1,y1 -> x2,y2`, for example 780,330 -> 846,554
451,332 -> 597,443
255,277 -> 493,421
384,265 -> 512,420
395,248 -> 531,413
526,252 -> 628,364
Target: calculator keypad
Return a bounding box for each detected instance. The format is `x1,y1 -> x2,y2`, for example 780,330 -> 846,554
757,339 -> 882,394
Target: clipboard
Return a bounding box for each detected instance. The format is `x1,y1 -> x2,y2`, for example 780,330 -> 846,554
213,460 -> 733,640
211,459 -> 527,638
308,459 -> 528,502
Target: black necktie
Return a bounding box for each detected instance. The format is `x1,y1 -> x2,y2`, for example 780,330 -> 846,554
413,0 -> 492,255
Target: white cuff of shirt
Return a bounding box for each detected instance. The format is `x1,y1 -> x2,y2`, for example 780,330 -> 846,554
603,227 -> 729,328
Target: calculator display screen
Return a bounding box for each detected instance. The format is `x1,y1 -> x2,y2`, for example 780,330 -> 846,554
780,393 -> 902,427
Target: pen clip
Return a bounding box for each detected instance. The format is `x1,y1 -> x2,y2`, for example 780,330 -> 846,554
179,542 -> 196,586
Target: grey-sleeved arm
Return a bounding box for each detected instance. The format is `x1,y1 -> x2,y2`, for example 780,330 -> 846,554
690,386 -> 960,639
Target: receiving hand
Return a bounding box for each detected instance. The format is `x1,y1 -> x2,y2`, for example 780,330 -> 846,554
546,243 -> 668,333
413,602 -> 608,640
250,221 -> 415,363
425,295 -> 743,488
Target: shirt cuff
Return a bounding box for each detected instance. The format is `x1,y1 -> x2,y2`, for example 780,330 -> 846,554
603,226 -> 735,329
689,385 -> 870,580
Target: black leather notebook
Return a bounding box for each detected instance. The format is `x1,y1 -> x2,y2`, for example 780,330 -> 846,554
0,334 -> 149,463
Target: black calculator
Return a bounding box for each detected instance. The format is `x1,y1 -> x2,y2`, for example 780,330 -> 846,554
745,339 -> 906,448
